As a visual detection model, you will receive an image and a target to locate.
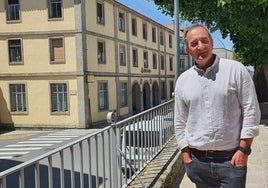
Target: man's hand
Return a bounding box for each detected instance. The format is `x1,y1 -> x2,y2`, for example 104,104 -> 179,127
231,138 -> 253,167
231,150 -> 248,167
181,146 -> 192,164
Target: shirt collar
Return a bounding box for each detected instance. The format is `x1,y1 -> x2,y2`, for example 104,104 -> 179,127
194,54 -> 220,75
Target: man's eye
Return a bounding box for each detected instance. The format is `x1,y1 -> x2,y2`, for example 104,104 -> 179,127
191,42 -> 198,47
201,39 -> 209,44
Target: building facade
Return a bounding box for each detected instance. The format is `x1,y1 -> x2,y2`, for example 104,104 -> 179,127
0,0 -> 191,129
212,48 -> 233,60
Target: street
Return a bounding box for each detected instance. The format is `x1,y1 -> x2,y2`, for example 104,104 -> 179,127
0,128 -> 103,188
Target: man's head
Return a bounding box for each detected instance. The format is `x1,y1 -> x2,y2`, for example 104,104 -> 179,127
184,24 -> 214,70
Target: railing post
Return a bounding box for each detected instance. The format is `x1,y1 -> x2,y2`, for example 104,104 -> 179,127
110,123 -> 119,188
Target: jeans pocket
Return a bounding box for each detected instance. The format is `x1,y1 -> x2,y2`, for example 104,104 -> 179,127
227,161 -> 247,170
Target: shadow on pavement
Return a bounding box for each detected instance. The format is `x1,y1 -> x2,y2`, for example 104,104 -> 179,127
0,160 -> 103,188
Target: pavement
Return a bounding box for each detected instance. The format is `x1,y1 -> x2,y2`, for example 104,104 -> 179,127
0,128 -> 100,164
180,123 -> 268,188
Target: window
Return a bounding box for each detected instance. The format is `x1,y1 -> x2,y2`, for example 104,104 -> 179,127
48,0 -> 62,19
169,34 -> 172,48
160,55 -> 165,70
8,39 -> 22,64
161,81 -> 166,100
180,59 -> 185,70
9,84 -> 26,112
142,23 -> 147,40
96,2 -> 104,24
160,30 -> 164,45
131,18 -> 137,36
120,82 -> 128,106
143,51 -> 148,68
118,12 -> 125,32
153,53 -> 157,69
50,37 -> 65,63
180,43 -> 185,54
169,57 -> 173,71
98,82 -> 108,110
6,0 -> 20,21
97,40 -> 105,64
50,83 -> 68,113
119,45 -> 126,66
152,27 -> 156,43
132,48 -> 138,67
170,81 -> 174,98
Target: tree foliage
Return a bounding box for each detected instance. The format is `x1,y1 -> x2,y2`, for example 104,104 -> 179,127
153,0 -> 268,66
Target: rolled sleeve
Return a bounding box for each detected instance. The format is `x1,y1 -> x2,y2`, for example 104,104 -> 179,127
174,83 -> 189,150
239,65 -> 261,139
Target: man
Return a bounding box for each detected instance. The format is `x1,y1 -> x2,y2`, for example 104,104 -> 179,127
174,24 -> 260,188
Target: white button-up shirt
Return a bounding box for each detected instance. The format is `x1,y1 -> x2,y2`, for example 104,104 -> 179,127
174,55 -> 260,151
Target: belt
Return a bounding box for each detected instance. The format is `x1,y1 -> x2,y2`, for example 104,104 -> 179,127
190,148 -> 237,160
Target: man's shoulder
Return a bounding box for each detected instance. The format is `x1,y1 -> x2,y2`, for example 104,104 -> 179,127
219,58 -> 247,72
175,67 -> 196,88
178,67 -> 195,79
219,58 -> 243,67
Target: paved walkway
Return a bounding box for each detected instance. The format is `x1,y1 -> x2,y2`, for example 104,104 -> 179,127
180,124 -> 268,188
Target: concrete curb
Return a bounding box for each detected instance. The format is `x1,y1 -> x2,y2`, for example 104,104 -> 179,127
127,137 -> 185,188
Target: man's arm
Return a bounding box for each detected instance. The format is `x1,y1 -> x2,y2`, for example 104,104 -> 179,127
231,138 -> 253,167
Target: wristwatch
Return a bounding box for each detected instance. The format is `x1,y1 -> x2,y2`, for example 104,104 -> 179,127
238,146 -> 251,155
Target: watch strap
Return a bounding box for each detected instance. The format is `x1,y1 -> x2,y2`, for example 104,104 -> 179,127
238,146 -> 251,155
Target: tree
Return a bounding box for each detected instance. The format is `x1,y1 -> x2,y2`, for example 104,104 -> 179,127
153,0 -> 268,102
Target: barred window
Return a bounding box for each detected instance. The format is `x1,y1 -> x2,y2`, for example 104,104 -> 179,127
9,84 -> 26,112
132,18 -> 137,36
48,0 -> 62,19
160,55 -> 165,70
169,34 -> 172,48
98,82 -> 108,110
118,12 -> 125,32
142,23 -> 147,40
160,31 -> 164,45
120,82 -> 128,106
153,53 -> 157,69
169,57 -> 173,71
96,2 -> 104,24
50,83 -> 68,112
8,39 -> 22,63
97,40 -> 105,64
132,48 -> 138,67
6,0 -> 20,21
119,45 -> 126,66
143,51 -> 148,68
152,27 -> 156,42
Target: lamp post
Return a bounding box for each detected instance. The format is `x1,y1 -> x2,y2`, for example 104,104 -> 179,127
174,0 -> 180,80
213,36 -> 227,59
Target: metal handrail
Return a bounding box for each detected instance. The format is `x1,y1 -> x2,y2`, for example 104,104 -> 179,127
0,99 -> 175,188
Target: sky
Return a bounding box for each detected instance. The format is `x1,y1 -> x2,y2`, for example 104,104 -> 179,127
117,0 -> 233,50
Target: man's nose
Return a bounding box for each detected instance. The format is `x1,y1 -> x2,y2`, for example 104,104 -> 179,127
197,41 -> 205,49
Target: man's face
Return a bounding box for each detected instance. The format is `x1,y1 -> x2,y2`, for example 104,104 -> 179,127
185,27 -> 214,69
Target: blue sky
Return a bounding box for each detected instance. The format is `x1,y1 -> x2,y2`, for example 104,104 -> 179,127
118,0 -> 233,50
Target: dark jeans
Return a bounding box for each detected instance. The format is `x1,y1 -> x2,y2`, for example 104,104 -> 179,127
185,153 -> 247,188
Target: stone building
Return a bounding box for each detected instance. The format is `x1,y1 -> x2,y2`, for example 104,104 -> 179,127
0,0 -> 191,129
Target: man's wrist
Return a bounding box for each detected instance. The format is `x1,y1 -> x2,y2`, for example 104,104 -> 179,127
238,146 -> 252,155
181,146 -> 190,153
